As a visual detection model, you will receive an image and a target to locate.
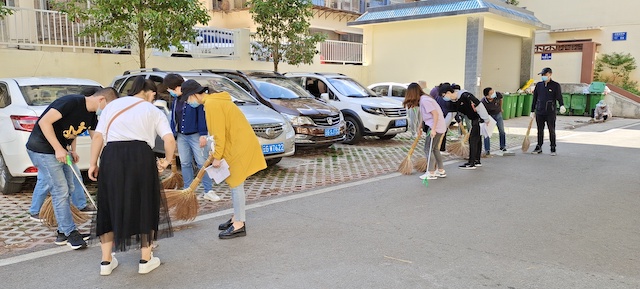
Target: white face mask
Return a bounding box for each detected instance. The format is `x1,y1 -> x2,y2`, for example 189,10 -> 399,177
490,92 -> 496,99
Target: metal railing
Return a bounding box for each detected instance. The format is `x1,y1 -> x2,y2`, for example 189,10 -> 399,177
319,40 -> 363,64
0,7 -> 128,52
151,27 -> 240,59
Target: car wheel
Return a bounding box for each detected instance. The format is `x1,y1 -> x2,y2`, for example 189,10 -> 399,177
378,134 -> 396,140
266,157 -> 282,166
0,152 -> 23,195
342,116 -> 362,145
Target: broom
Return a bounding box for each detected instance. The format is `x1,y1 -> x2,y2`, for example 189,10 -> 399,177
522,116 -> 535,152
161,156 -> 183,189
414,134 -> 445,172
448,120 -> 470,158
39,196 -> 90,227
165,152 -> 215,221
398,127 -> 423,175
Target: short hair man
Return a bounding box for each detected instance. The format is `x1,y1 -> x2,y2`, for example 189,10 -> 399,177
530,67 -> 566,156
481,87 -> 506,155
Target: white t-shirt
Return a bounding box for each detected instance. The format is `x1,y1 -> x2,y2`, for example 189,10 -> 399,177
95,96 -> 172,148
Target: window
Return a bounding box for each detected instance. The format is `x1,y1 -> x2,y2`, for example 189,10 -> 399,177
370,85 -> 388,97
0,83 -> 11,108
391,86 -> 406,98
119,76 -> 140,96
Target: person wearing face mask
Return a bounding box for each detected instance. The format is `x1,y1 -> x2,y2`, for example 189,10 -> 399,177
481,87 -> 507,155
162,74 -> 217,202
530,67 -> 565,156
25,87 -> 120,250
439,83 -> 492,169
181,79 -> 267,239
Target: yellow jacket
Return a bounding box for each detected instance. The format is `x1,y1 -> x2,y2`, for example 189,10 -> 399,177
203,92 -> 266,188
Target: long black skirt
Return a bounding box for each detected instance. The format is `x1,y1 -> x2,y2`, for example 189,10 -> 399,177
93,140 -> 173,252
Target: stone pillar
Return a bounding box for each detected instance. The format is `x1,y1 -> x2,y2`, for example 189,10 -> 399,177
464,16 -> 484,97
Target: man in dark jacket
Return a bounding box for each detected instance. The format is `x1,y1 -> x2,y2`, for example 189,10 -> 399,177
530,67 -> 566,156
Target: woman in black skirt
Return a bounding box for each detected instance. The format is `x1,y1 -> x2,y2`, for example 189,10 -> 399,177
88,76 -> 176,276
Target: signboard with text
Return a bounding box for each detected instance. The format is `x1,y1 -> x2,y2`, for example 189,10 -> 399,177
612,32 -> 627,41
541,53 -> 552,60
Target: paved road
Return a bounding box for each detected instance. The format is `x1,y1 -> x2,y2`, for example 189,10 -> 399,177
1,120 -> 639,288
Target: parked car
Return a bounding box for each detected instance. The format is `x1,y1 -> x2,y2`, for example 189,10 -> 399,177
284,72 -> 408,144
0,77 -> 102,194
368,82 -> 409,103
109,69 -> 295,166
194,70 -> 345,147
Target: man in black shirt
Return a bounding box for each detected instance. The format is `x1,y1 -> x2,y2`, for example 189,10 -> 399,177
26,88 -> 119,249
530,67 -> 565,156
481,87 -> 507,155
439,83 -> 492,169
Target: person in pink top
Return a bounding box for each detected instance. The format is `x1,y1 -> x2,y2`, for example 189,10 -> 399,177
403,83 -> 447,180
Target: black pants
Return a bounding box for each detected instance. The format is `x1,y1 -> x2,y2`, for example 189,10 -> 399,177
440,128 -> 447,151
469,119 -> 482,163
535,113 -> 557,150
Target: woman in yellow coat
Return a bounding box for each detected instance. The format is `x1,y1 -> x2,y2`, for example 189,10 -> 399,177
181,80 -> 267,239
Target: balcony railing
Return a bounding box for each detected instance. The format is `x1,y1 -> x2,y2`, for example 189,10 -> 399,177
319,40 -> 363,64
0,7 -> 129,52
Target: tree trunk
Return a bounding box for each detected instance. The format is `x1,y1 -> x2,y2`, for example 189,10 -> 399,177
138,22 -> 146,69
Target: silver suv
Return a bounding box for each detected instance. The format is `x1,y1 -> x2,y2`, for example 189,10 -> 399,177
109,69 -> 295,165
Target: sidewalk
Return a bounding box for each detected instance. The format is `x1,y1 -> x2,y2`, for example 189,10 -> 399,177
0,115 -> 634,257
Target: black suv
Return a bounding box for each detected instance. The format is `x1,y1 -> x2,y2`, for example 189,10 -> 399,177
194,70 -> 345,147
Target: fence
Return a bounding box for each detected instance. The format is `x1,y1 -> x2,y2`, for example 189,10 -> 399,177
319,40 -> 363,64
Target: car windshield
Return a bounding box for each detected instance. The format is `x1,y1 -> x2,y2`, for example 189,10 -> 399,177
251,77 -> 313,99
20,85 -> 102,106
188,76 -> 258,104
327,78 -> 377,98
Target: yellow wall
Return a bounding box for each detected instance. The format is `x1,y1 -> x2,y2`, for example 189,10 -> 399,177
482,30 -> 522,92
359,16 -> 468,88
520,0 -> 640,83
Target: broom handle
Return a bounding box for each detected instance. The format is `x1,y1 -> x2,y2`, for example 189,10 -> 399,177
187,152 -> 216,191
407,125 -> 423,155
171,156 -> 178,174
525,117 -> 534,137
66,155 -> 97,209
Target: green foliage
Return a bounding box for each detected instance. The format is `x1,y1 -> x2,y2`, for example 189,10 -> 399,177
250,0 -> 326,72
0,3 -> 14,18
52,0 -> 210,68
505,0 -> 519,5
594,52 -> 640,94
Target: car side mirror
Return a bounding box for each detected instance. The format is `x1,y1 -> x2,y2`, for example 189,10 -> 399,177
321,93 -> 330,102
153,99 -> 170,114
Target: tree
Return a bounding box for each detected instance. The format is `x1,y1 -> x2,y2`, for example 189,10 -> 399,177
0,3 -> 13,18
506,0 -> 519,5
250,0 -> 326,72
53,0 -> 210,68
594,52 -> 640,94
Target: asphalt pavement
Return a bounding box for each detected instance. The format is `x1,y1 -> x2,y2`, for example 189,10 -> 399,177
1,118 -> 639,288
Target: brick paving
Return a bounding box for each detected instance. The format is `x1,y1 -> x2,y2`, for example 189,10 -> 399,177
0,117 -> 573,257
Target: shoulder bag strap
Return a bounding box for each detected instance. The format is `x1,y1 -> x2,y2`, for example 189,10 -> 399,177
104,99 -> 145,142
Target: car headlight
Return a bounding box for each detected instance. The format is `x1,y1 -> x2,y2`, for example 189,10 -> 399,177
362,105 -> 385,116
281,113 -> 315,126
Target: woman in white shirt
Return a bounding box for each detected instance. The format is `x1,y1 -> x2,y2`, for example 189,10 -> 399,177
88,76 -> 176,276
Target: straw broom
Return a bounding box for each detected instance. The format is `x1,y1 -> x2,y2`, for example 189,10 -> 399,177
448,121 -> 470,158
165,152 -> 215,221
161,156 -> 183,189
39,196 -> 89,227
522,117 -> 534,152
398,128 -> 423,175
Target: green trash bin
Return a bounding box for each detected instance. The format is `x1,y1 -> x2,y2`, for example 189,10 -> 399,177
522,94 -> 533,116
515,94 -> 524,117
587,93 -> 605,117
502,94 -> 512,120
510,94 -> 518,119
561,93 -> 572,115
570,94 -> 587,116
589,82 -> 606,93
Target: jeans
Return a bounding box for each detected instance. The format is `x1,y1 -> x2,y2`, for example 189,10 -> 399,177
177,133 -> 212,193
535,113 -> 557,150
231,183 -> 246,222
29,163 -> 87,215
27,149 -> 77,236
483,112 -> 506,152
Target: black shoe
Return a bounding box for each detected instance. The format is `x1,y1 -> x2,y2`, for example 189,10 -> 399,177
474,161 -> 482,167
80,204 -> 97,214
218,218 -> 233,231
66,230 -> 88,250
532,146 -> 542,154
550,149 -> 557,156
219,224 -> 246,239
500,148 -> 507,152
458,163 -> 476,170
55,230 -> 90,246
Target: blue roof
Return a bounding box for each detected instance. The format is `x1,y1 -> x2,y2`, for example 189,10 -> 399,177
349,0 -> 548,29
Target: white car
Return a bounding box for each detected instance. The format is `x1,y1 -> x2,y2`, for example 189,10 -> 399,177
0,77 -> 102,194
368,82 -> 409,103
285,73 -> 408,144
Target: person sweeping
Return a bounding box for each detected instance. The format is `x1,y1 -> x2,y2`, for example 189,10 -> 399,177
182,79 -> 267,239
89,76 -> 176,276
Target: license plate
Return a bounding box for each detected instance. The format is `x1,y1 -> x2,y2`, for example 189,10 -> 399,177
395,119 -> 407,127
262,143 -> 285,155
324,127 -> 340,137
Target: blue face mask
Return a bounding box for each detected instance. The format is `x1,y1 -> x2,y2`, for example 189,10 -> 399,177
541,76 -> 549,82
169,90 -> 178,98
443,96 -> 451,102
187,101 -> 200,108
96,100 -> 104,117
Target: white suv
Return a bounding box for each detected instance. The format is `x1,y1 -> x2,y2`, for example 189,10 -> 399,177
0,78 -> 102,194
285,73 -> 407,144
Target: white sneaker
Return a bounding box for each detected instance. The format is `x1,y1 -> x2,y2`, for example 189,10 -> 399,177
436,170 -> 447,178
100,254 -> 118,276
419,172 -> 437,180
440,151 -> 450,156
139,253 -> 161,274
203,191 -> 221,202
